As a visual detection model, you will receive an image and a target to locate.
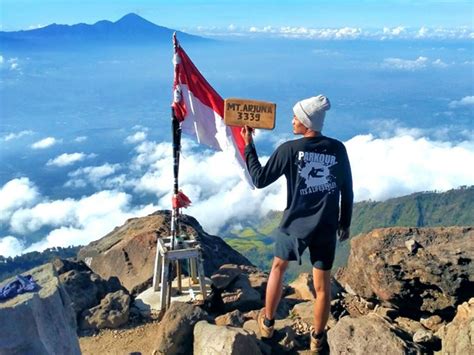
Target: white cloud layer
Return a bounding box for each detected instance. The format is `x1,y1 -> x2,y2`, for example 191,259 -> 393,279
1,130 -> 473,258
0,178 -> 40,224
449,96 -> 474,108
193,25 -> 473,40
125,131 -> 147,144
47,152 -> 95,167
31,136 -> 59,149
66,163 -> 121,188
2,130 -> 34,141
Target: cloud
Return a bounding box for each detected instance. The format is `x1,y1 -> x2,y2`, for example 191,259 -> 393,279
46,152 -> 95,167
2,130 -> 34,141
193,25 -> 473,40
0,178 -> 40,224
31,137 -> 60,149
346,134 -> 474,201
0,236 -> 25,258
383,26 -> 406,36
125,131 -> 147,144
5,190 -> 156,255
74,136 -> 87,143
0,55 -> 4,65
8,58 -> 19,71
66,163 -> 121,188
432,58 -> 448,68
2,129 -> 473,258
382,56 -> 429,70
449,96 -> 474,108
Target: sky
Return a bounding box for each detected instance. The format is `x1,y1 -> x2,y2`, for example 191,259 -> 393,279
1,0 -> 473,31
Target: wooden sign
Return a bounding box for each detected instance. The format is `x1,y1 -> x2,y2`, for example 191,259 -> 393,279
224,98 -> 276,130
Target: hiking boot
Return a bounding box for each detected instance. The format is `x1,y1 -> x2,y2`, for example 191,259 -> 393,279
310,330 -> 327,353
257,308 -> 274,339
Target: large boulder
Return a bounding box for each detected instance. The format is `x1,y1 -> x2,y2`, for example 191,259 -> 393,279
78,211 -> 253,294
0,263 -> 81,355
436,298 -> 474,354
194,321 -> 262,355
336,227 -> 474,317
328,314 -> 423,354
80,290 -> 130,330
55,260 -> 123,320
154,301 -> 210,354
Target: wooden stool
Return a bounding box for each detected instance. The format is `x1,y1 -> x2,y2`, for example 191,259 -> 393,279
152,235 -> 207,310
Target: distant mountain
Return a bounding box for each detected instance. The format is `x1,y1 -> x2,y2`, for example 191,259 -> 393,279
0,13 -> 208,50
225,186 -> 474,279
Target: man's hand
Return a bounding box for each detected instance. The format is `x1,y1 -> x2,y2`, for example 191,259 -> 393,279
240,125 -> 254,146
338,226 -> 350,242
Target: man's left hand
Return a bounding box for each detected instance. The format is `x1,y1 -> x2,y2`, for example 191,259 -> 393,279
240,125 -> 254,145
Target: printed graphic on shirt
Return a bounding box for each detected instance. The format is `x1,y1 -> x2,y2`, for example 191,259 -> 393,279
297,151 -> 338,196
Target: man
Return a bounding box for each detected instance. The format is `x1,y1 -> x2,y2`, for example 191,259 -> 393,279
241,94 -> 353,353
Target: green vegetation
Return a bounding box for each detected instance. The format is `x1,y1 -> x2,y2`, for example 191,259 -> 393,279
0,246 -> 80,282
224,186 -> 474,281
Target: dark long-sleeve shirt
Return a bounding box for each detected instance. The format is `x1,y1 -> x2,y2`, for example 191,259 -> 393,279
245,136 -> 353,241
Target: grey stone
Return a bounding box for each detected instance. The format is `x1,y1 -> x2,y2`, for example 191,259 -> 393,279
221,273 -> 262,312
436,298 -> 474,355
211,264 -> 241,290
0,263 -> 81,355
215,309 -> 245,327
420,315 -> 444,332
413,329 -> 434,344
336,227 -> 474,317
80,290 -> 130,330
154,301 -> 210,354
328,314 -> 423,354
194,321 -> 262,355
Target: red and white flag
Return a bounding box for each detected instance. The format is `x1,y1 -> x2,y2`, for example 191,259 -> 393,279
171,36 -> 253,187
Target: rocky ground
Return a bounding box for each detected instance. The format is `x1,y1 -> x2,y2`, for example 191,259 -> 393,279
1,211 -> 473,354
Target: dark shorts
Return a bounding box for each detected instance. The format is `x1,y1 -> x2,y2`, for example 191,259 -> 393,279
273,230 -> 337,270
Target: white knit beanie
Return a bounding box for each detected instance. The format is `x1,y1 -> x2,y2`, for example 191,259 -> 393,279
293,95 -> 331,131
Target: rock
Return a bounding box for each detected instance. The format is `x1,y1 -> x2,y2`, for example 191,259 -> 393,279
289,273 -> 315,300
405,239 -> 421,253
80,290 -> 130,330
243,318 -> 295,338
292,301 -> 313,325
420,315 -> 444,332
277,326 -> 300,351
215,309 -> 245,327
374,306 -> 399,320
287,274 -> 343,301
221,273 -> 262,312
340,294 -> 375,318
78,211 -> 253,294
336,227 -> 474,317
245,268 -> 268,298
413,329 -> 434,344
193,321 -> 262,355
0,263 -> 81,354
154,301 -> 210,354
328,314 -> 422,354
58,266 -> 123,320
394,316 -> 425,335
436,298 -> 474,354
211,264 -> 241,290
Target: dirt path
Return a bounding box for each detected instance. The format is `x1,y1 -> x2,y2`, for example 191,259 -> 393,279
79,320 -> 161,355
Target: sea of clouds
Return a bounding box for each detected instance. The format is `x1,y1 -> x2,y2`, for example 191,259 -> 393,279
1,123 -> 473,258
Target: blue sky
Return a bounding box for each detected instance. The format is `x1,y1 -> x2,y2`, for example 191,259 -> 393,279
1,0 -> 473,31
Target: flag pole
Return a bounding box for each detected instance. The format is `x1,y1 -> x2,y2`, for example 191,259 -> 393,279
168,32 -> 182,307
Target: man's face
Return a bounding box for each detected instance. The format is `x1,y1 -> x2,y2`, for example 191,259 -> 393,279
292,115 -> 307,135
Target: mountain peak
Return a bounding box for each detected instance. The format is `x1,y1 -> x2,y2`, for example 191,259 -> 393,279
115,13 -> 155,27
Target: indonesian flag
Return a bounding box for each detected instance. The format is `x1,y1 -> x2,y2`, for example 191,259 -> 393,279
171,35 -> 253,187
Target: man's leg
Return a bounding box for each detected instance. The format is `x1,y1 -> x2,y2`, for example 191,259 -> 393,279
312,267 -> 331,334
265,256 -> 289,320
